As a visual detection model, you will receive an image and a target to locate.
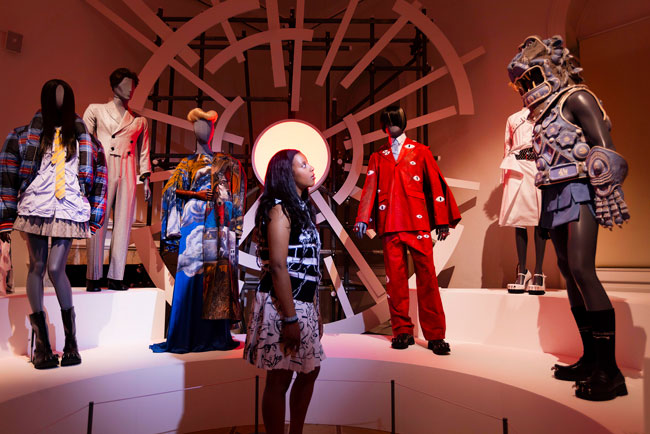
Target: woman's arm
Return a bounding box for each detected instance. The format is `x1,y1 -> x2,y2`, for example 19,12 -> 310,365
267,204 -> 301,353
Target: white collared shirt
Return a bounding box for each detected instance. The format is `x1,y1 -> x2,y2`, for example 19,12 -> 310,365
391,133 -> 406,161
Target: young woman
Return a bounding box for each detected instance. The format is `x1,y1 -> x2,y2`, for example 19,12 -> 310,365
0,79 -> 107,369
244,149 -> 324,434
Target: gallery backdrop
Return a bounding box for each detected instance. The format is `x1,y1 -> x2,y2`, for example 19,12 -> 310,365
0,0 -> 648,290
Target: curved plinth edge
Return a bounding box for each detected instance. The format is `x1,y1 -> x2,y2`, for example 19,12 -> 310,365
0,334 -> 641,434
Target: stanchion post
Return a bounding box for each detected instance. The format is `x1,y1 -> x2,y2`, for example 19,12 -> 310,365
87,401 -> 94,434
391,380 -> 395,434
255,375 -> 259,434
502,417 -> 508,434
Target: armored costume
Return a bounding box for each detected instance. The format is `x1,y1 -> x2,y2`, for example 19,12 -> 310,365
508,35 -> 630,401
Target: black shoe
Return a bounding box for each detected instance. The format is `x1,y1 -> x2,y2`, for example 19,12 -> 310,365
28,311 -> 59,370
552,357 -> 595,381
60,307 -> 82,366
575,369 -> 627,401
86,279 -> 101,292
428,339 -> 451,355
107,279 -> 129,291
391,333 -> 415,350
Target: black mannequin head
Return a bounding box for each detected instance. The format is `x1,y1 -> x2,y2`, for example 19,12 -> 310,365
39,79 -> 77,160
109,68 -> 139,102
380,105 -> 407,139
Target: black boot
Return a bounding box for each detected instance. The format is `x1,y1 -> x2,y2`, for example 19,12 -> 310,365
28,311 -> 59,369
553,306 -> 596,381
575,309 -> 627,401
86,279 -> 101,292
60,307 -> 82,366
108,278 -> 128,291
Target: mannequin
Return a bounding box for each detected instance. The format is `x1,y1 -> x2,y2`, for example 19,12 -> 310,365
354,106 -> 461,355
84,68 -> 151,292
0,79 -> 108,369
151,108 -> 243,353
499,107 -> 547,294
508,35 -> 630,401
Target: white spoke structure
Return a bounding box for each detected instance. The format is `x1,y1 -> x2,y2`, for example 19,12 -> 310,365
88,0 -> 484,333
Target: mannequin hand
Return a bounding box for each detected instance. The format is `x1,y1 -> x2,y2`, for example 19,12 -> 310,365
353,222 -> 367,239
282,321 -> 301,355
143,178 -> 152,204
586,147 -> 630,228
435,225 -> 450,241
195,189 -> 213,202
0,232 -> 10,243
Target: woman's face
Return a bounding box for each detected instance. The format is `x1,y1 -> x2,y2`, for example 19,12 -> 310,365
292,152 -> 315,193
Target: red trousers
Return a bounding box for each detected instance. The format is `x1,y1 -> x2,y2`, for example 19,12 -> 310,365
382,231 -> 446,340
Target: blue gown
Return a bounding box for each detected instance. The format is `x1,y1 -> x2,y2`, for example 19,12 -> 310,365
150,154 -> 237,353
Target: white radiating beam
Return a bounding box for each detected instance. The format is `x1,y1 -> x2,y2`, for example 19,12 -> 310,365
127,0 -> 259,110
85,0 -> 235,109
315,0 -> 359,87
333,115 -> 364,204
323,47 -> 485,139
131,223 -> 175,305
212,97 -> 245,152
266,0 -> 286,87
206,28 -> 313,74
136,108 -> 244,145
339,1 -> 421,89
239,196 -> 261,246
311,191 -> 386,301
323,256 -> 354,318
394,0 -> 475,114
343,106 -> 457,148
291,0 -> 305,111
121,0 -> 199,66
213,0 -> 245,62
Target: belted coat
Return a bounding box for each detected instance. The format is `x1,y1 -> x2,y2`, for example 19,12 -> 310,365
355,137 -> 461,236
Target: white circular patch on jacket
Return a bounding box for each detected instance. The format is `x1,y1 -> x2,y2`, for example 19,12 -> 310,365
413,175 -> 421,181
379,204 -> 386,210
410,161 -> 416,165
367,170 -> 375,175
416,214 -> 423,219
435,196 -> 445,202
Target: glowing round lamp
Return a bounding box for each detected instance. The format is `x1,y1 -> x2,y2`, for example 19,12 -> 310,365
252,119 -> 331,190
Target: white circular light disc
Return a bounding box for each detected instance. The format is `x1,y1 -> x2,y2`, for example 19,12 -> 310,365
252,120 -> 331,190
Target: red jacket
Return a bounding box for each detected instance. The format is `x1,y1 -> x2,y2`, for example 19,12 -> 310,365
356,137 -> 461,236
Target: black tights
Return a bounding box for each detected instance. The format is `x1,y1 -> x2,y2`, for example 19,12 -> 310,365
515,226 -> 546,275
549,204 -> 612,311
26,234 -> 74,313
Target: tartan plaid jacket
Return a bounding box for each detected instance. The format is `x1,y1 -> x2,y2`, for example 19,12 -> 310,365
0,111 -> 108,234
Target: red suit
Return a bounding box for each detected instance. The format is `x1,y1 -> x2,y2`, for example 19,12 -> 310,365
356,137 -> 461,340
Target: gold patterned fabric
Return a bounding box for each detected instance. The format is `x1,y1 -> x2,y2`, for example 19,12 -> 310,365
52,129 -> 66,199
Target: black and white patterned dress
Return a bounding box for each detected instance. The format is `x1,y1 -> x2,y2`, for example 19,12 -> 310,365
244,199 -> 325,373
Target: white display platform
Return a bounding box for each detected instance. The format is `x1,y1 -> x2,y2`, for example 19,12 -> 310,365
0,288 -> 647,434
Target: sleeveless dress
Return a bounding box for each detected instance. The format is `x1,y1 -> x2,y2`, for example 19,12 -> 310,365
243,200 -> 325,373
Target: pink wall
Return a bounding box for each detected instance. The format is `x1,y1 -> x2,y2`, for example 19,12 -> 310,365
0,0 -> 648,288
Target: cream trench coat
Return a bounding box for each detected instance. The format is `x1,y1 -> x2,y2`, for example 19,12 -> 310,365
84,101 -> 151,281
499,107 -> 542,228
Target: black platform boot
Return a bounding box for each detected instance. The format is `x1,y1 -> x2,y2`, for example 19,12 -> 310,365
575,309 -> 627,401
552,306 -> 596,381
28,311 -> 59,369
60,307 -> 82,366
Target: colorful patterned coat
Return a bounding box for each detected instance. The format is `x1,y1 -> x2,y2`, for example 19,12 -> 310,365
0,111 -> 107,233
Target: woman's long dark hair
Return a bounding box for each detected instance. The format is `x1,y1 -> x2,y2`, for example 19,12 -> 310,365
255,149 -> 315,235
39,79 -> 77,161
